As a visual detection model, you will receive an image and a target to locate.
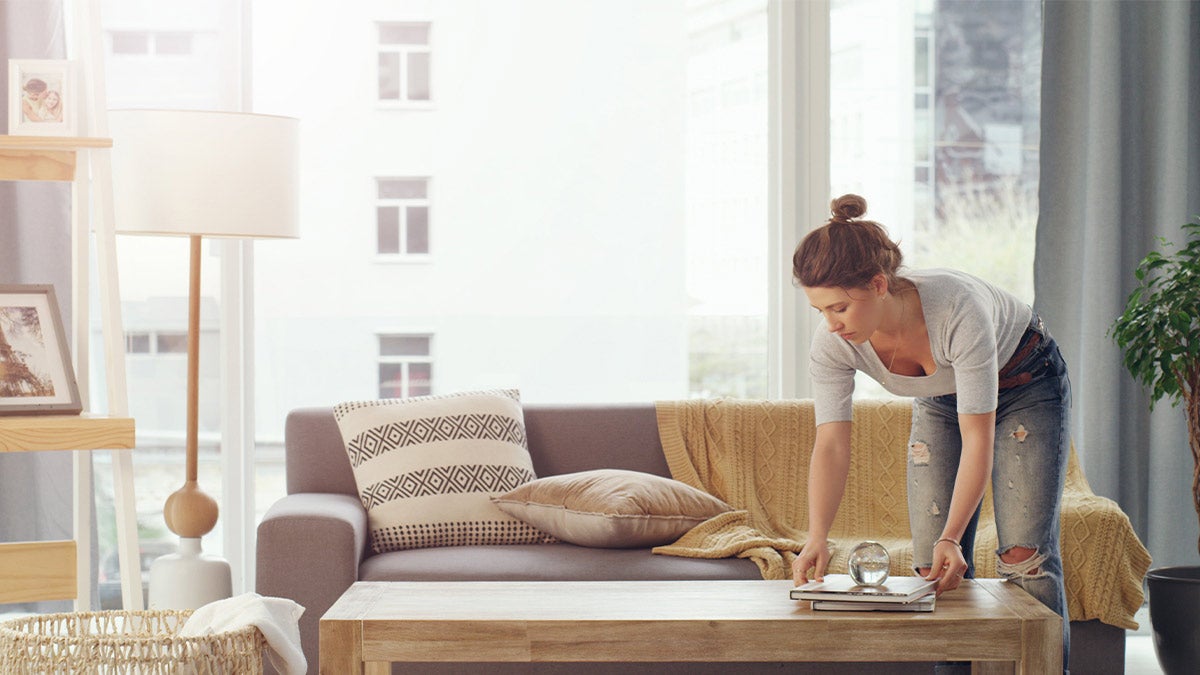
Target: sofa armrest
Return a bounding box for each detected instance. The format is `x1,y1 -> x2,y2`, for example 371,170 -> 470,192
256,492 -> 367,673
1057,489 -> 1152,630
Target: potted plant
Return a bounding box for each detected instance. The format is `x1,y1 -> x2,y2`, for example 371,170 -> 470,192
1111,217 -> 1200,675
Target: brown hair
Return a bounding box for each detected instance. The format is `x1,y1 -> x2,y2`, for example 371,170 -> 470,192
22,78 -> 47,95
792,194 -> 904,290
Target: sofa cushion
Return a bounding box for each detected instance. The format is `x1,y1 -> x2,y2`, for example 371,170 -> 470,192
491,469 -> 733,548
359,543 -> 763,581
333,389 -> 552,553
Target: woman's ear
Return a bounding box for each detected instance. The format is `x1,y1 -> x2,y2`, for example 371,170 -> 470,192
872,273 -> 889,297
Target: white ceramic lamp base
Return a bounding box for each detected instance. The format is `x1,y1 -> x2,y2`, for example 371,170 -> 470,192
147,537 -> 232,609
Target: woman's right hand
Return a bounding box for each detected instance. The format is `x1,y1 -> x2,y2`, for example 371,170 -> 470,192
792,538 -> 832,585
795,421 -> 851,586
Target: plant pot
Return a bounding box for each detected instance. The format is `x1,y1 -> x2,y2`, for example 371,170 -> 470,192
1147,565 -> 1200,675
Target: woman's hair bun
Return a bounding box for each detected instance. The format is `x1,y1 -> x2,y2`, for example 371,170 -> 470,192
830,194 -> 867,222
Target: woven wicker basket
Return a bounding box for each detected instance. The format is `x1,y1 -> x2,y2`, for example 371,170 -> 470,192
0,610 -> 264,674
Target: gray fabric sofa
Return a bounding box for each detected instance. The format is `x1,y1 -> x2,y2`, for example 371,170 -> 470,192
256,404 -> 1126,674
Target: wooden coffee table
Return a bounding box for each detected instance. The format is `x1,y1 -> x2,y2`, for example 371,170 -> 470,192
320,579 -> 1061,674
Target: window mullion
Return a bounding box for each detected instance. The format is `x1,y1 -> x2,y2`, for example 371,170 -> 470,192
767,0 -> 828,400
398,204 -> 408,255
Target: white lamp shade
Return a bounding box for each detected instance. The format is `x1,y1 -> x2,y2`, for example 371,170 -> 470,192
109,109 -> 299,239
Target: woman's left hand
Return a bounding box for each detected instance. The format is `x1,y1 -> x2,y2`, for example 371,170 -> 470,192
924,539 -> 968,596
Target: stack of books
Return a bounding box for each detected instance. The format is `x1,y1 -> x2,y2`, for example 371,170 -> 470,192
790,574 -> 938,612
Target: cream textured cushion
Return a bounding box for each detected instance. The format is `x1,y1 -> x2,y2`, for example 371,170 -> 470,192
491,469 -> 733,548
334,389 -> 552,553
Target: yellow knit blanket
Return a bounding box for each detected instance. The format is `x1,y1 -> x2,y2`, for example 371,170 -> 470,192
651,398 -> 1152,629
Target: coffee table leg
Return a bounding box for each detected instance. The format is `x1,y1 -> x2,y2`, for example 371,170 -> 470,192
1020,613 -> 1062,674
365,662 -> 392,674
320,619 -> 364,674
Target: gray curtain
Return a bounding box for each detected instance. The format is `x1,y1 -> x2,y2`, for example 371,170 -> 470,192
0,0 -> 94,612
1035,0 -> 1200,569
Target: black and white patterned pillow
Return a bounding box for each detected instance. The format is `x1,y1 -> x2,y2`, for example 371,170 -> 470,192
334,389 -> 552,553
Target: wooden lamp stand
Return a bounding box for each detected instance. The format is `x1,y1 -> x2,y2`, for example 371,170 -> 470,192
148,236 -> 230,609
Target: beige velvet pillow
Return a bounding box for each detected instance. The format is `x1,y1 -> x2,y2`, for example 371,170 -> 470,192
491,469 -> 733,548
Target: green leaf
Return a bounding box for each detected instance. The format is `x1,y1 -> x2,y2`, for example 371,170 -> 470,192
1173,312 -> 1194,335
1111,219 -> 1200,407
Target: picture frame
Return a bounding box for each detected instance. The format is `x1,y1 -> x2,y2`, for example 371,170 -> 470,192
7,59 -> 78,136
0,285 -> 82,415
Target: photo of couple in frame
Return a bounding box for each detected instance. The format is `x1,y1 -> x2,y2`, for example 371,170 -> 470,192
7,59 -> 77,136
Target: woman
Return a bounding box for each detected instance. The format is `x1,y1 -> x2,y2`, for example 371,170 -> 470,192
41,90 -> 64,122
790,194 -> 1070,670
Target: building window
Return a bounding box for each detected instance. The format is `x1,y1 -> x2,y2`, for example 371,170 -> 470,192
377,22 -> 431,103
155,32 -> 194,55
126,332 -> 151,354
125,330 -> 188,354
156,332 -> 188,354
110,31 -> 195,56
913,25 -> 934,185
376,177 -> 430,256
379,334 -> 433,399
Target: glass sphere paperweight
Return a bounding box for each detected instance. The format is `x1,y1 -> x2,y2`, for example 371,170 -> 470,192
848,541 -> 890,586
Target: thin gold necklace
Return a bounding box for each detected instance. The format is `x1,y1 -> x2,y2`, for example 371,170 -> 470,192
884,292 -> 906,378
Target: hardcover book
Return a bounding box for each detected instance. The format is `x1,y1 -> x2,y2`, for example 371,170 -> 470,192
811,595 -> 937,612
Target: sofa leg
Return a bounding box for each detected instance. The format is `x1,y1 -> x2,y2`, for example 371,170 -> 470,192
1069,620 -> 1125,674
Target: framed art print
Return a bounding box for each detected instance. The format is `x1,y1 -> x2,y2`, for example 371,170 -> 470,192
7,59 -> 78,136
0,285 -> 82,415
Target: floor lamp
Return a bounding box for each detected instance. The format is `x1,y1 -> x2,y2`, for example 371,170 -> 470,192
108,109 -> 299,609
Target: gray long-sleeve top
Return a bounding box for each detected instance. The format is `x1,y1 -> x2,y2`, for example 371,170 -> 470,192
810,268 -> 1033,426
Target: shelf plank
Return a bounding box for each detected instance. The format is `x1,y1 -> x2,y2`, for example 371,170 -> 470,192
0,136 -> 112,181
0,148 -> 75,181
0,540 -> 76,603
0,415 -> 135,452
0,135 -> 113,150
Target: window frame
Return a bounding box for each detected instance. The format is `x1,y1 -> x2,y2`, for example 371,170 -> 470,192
374,176 -> 432,261
125,331 -> 151,354
108,30 -> 196,57
767,0 -> 826,399
912,12 -> 935,232
123,330 -> 189,355
377,332 -> 435,399
375,20 -> 434,109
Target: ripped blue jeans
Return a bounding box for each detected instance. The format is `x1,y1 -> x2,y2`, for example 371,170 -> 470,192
907,313 -> 1071,670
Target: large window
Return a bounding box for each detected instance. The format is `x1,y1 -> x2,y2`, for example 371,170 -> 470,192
830,0 -> 1042,304
84,0 -> 1041,608
911,0 -> 1041,303
829,0 -> 1041,398
686,2 -> 769,399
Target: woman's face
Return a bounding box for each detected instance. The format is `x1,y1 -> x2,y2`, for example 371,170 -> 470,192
803,281 -> 885,345
45,91 -> 60,107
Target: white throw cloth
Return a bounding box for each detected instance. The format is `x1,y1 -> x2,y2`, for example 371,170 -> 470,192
180,592 -> 306,675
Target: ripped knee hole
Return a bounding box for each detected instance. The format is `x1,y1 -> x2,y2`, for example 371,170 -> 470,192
997,546 -> 1046,578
